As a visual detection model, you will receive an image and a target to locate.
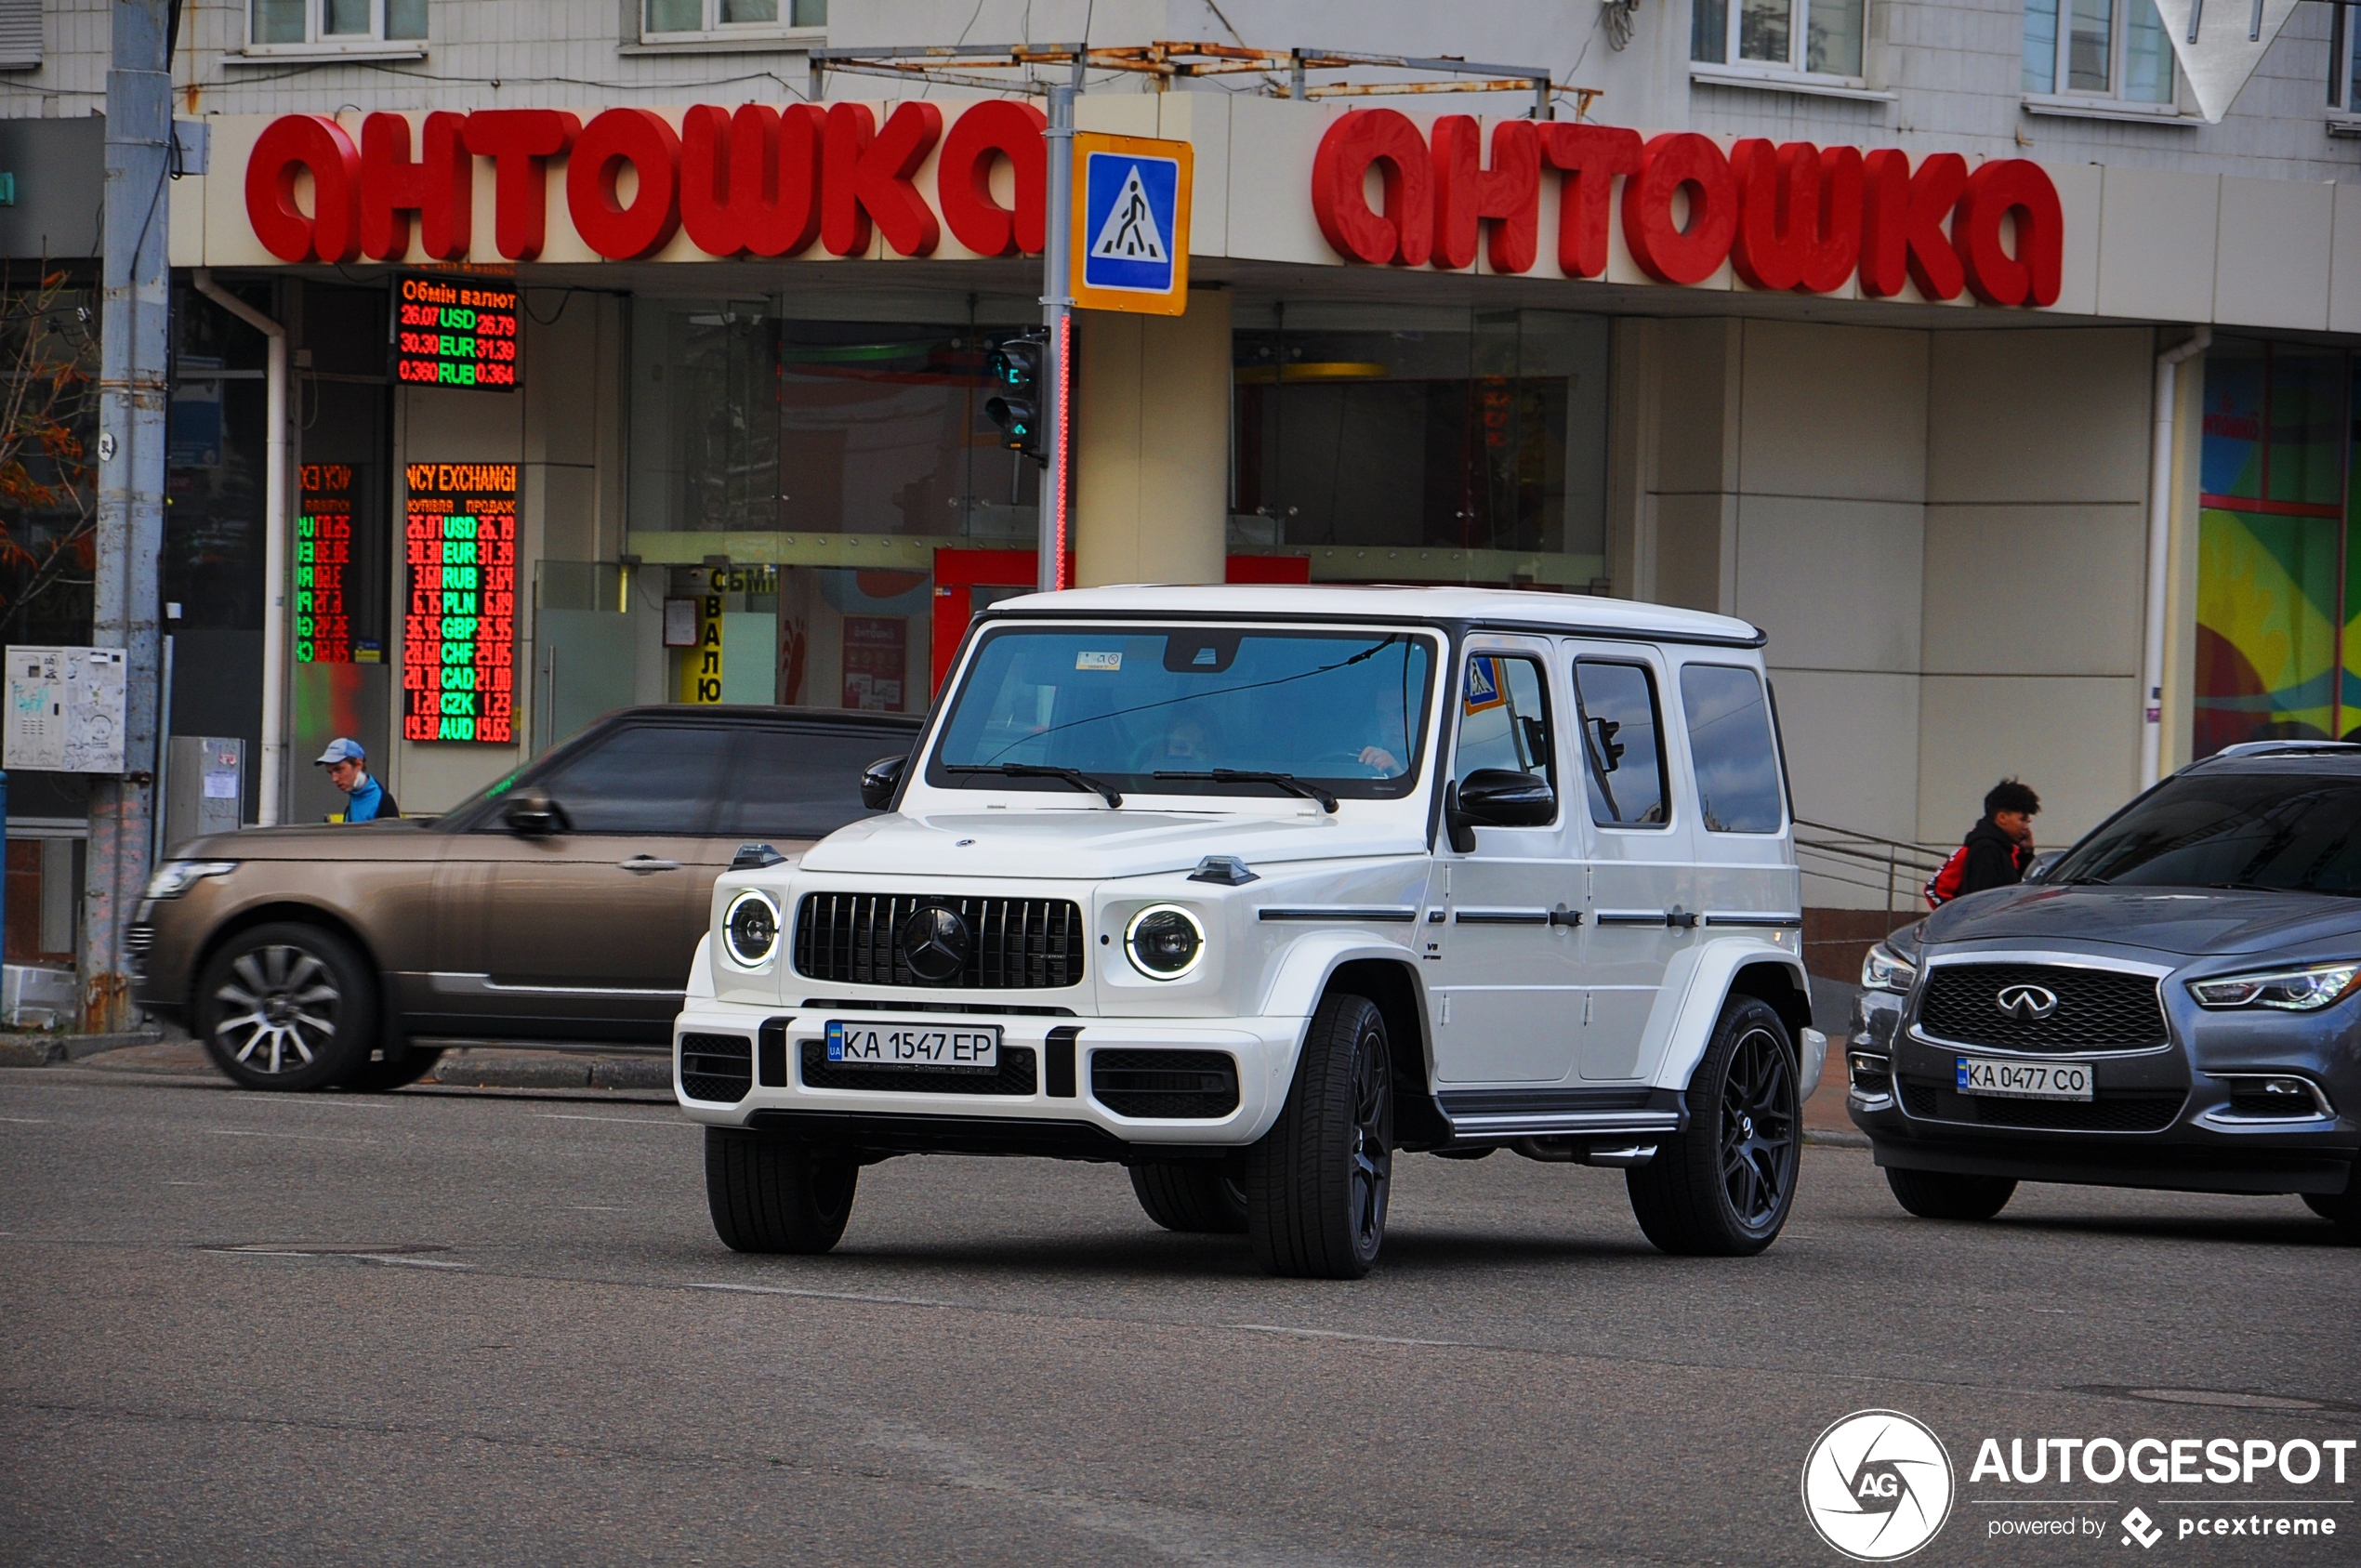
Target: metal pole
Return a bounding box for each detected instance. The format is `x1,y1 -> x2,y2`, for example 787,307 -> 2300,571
84,0 -> 172,1033
1038,81 -> 1076,595
151,633 -> 173,866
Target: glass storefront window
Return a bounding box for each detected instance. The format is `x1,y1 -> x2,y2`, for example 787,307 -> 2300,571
1231,306 -> 1610,588
2194,339 -> 2354,755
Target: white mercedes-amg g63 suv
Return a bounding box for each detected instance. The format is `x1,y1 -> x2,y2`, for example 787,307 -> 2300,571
673,586 -> 1826,1278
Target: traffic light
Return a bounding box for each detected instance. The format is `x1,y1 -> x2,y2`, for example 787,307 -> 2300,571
984,335 -> 1046,461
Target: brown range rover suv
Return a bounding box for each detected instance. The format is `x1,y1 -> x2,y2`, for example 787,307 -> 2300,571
130,705 -> 922,1091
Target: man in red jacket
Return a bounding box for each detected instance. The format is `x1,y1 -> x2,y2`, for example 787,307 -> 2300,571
1929,779 -> 2041,905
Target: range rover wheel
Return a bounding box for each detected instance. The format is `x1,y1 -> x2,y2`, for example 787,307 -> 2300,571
1626,996 -> 1799,1257
2301,1186 -> 2360,1242
705,1127 -> 859,1254
339,1047 -> 445,1093
196,924 -> 376,1092
1246,991 -> 1393,1279
1129,1163 -> 1249,1234
1886,1167 -> 2018,1221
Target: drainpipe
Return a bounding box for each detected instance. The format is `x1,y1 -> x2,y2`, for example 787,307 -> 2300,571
192,270 -> 287,825
2141,325 -> 2210,793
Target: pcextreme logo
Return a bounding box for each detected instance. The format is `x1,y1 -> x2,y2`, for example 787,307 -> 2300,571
1802,1409 -> 1958,1561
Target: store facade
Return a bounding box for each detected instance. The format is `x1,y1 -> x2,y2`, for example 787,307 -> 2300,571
121,78 -> 2353,915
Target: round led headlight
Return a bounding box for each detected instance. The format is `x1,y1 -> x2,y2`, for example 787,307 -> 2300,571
723,889 -> 781,968
1125,903 -> 1206,981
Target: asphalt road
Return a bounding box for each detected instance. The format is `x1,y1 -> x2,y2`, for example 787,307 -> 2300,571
3,1068 -> 2354,1568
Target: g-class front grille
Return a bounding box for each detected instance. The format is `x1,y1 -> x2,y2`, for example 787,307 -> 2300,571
793,893 -> 1086,990
1901,1079 -> 2183,1132
679,1034 -> 753,1102
1916,962 -> 2167,1054
1090,1049 -> 1240,1119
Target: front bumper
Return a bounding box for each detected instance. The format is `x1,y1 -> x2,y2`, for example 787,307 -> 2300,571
672,1000 -> 1307,1154
1844,991 -> 2359,1196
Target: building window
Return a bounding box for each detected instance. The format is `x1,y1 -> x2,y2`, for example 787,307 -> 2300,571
1230,306 -> 1612,589
249,0 -> 426,47
2330,5 -> 2361,109
1692,0 -> 1865,78
2023,0 -> 2174,102
642,0 -> 825,38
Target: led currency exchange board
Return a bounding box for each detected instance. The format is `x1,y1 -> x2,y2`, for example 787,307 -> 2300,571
403,462 -> 517,743
396,274 -> 520,389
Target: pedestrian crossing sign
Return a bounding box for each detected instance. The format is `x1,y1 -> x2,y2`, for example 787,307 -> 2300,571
1070,133 -> 1193,316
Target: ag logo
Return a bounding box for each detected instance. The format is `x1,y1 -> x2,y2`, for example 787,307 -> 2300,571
1801,1409 -> 1955,1561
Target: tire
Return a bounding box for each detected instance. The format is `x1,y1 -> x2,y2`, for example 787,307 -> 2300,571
1886,1166 -> 2018,1221
339,1047 -> 445,1093
1246,991 -> 1393,1279
2302,1185 -> 2361,1242
1626,996 -> 1800,1257
1129,1163 -> 1249,1234
195,923 -> 376,1092
705,1127 -> 859,1255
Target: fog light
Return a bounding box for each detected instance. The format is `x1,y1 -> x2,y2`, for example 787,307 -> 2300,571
1848,1049 -> 1893,1094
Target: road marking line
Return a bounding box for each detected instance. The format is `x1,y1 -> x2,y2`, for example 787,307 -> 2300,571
0,1116 -> 52,1124
689,1282 -> 954,1309
357,1255 -> 473,1270
1227,1324 -> 1463,1348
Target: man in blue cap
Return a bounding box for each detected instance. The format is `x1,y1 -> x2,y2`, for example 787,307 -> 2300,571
316,738 -> 399,823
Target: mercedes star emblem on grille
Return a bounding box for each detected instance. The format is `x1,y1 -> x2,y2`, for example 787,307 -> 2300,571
900,903 -> 970,982
1995,982 -> 2060,1021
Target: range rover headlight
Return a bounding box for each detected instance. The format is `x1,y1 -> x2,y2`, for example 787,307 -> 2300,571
143,860 -> 237,900
722,889 -> 781,968
1126,903 -> 1206,980
2188,961 -> 2361,1011
1862,941 -> 1918,995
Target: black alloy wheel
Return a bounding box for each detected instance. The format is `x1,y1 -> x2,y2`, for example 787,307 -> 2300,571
196,924 -> 376,1092
1246,991 -> 1393,1278
2302,1186 -> 2361,1243
1627,996 -> 1800,1257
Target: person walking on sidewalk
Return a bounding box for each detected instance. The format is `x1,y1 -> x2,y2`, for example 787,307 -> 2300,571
316,737 -> 400,823
1926,778 -> 2040,906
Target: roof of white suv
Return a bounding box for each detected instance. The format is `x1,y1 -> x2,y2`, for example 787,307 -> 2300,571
984,584 -> 1764,648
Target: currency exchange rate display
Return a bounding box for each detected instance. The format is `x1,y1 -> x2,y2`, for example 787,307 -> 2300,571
294,463 -> 353,664
402,462 -> 517,743
396,273 -> 520,389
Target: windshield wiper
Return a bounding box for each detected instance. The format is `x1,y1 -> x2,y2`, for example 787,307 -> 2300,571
944,763 -> 1122,808
1154,769 -> 1339,813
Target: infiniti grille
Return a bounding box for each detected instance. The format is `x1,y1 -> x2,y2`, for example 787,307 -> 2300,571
793,893 -> 1086,990
1917,963 -> 2167,1053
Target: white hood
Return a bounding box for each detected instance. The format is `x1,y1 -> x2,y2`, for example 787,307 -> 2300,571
799,808 -> 1428,881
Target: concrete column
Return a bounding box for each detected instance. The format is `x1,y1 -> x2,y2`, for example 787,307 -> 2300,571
1074,287 -> 1231,587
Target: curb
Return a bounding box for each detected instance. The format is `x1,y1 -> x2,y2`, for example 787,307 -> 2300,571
425,1049 -> 671,1093
1803,1128 -> 1871,1149
0,1031 -> 165,1068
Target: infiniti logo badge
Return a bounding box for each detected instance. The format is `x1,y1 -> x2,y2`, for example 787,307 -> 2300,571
1995,983 -> 2060,1021
900,904 -> 970,983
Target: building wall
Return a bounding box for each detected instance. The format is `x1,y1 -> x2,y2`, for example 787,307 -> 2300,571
12,0 -> 2361,185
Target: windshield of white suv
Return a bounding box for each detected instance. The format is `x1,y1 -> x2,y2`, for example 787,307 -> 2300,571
2045,771 -> 2361,894
929,626 -> 1438,803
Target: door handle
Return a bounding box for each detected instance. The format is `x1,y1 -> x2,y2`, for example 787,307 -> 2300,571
1666,905 -> 1698,929
618,857 -> 682,874
1549,904 -> 1583,928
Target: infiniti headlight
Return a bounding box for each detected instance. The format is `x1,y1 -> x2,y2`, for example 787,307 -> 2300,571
143,860 -> 237,900
722,889 -> 781,968
2188,961 -> 2361,1011
1862,941 -> 1918,995
1125,903 -> 1206,980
